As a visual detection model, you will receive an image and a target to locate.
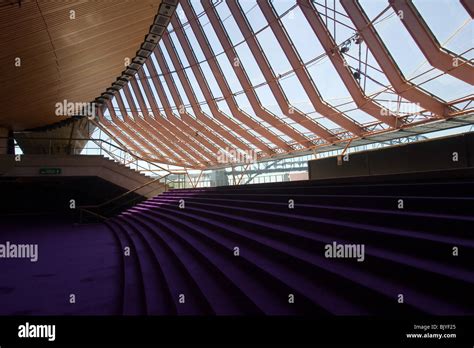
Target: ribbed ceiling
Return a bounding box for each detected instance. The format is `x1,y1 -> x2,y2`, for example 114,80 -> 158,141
0,0 -> 162,130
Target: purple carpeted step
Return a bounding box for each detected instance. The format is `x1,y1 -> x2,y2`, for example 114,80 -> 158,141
166,181 -> 474,196
128,206 -> 310,315
112,214 -> 210,315
131,206 -> 414,315
146,196 -> 474,271
105,220 -> 147,315
114,216 -> 177,315
103,222 -> 126,315
145,200 -> 474,285
156,195 -> 474,223
165,181 -> 474,198
127,210 -> 259,315
123,212 -> 231,314
120,211 -> 245,315
146,203 -> 472,315
157,192 -> 474,216
125,179 -> 474,315
149,195 -> 474,238
143,198 -> 474,250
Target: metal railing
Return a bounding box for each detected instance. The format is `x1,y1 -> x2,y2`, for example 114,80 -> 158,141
2,134 -> 180,221
4,136 -> 170,177
78,173 -> 172,222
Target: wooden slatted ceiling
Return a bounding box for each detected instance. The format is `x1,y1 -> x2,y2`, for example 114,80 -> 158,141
0,0 -> 161,130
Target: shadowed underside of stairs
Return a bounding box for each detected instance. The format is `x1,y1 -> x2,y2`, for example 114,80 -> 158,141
105,171 -> 474,316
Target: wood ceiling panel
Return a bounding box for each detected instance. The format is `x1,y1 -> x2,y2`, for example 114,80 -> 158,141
48,3 -> 149,43
1,51 -> 58,82
52,10 -> 159,52
0,1 -> 42,29
0,18 -> 46,43
0,25 -> 148,82
55,19 -> 155,62
0,36 -> 53,61
0,0 -> 161,131
1,49 -> 139,101
7,72 -> 123,113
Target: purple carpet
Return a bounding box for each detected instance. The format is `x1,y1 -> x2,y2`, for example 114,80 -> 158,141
1,179 -> 473,315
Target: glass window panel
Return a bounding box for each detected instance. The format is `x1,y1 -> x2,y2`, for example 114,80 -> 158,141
253,84 -> 282,114
278,74 -> 311,111
351,108 -> 379,124
150,54 -> 178,110
234,93 -> 284,137
272,0 -> 296,16
124,86 -> 141,116
215,2 -> 245,44
191,5 -> 224,55
135,78 -> 152,113
199,61 -> 223,98
239,1 -> 267,33
255,28 -> 292,75
168,31 -> 190,67
216,54 -> 242,93
142,64 -> 164,114
118,90 -> 131,116
280,7 -> 324,63
183,67 -> 207,104
103,108 -> 112,121
411,69 -> 473,101
413,0 -> 473,56
234,42 -> 266,86
311,115 -> 339,131
172,71 -> 190,106
110,97 -> 123,121
180,16 -> 206,62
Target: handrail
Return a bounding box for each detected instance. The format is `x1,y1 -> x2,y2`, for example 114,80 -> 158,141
89,118 -> 170,171
3,132 -> 175,220
5,134 -> 175,180
78,173 -> 171,210
79,208 -> 107,221
100,181 -> 165,217
8,134 -> 171,173
5,135 -> 198,177
92,139 -> 125,164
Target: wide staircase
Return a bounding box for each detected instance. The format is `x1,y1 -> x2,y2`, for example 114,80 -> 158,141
104,171 -> 474,315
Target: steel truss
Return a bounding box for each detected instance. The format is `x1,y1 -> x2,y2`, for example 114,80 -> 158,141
98,0 -> 473,170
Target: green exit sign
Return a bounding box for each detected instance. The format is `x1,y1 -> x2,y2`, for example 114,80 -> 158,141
39,168 -> 62,175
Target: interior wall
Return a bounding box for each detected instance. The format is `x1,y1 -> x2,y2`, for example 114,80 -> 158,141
308,132 -> 474,180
